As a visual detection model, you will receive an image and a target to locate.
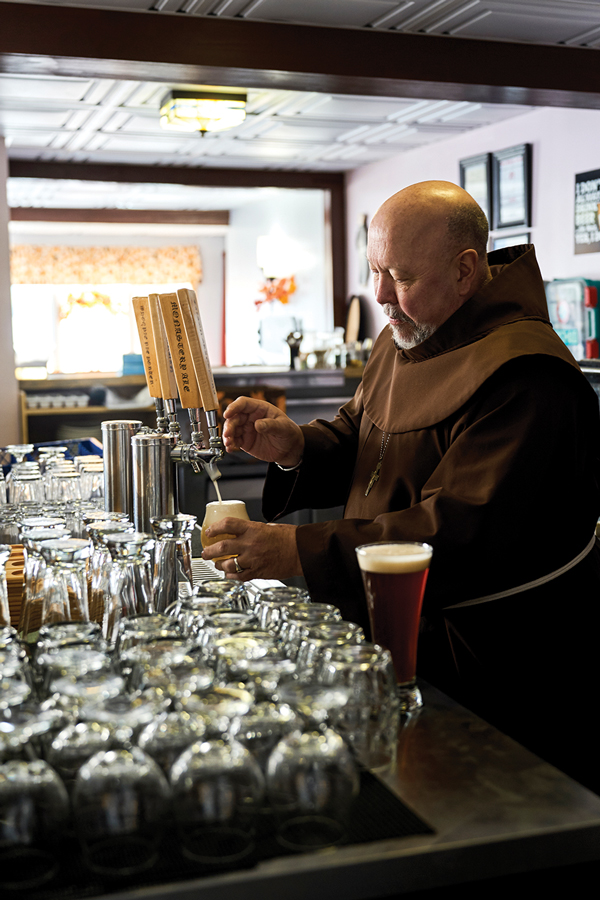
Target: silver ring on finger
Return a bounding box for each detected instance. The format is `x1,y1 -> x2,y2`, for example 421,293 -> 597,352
234,557 -> 245,574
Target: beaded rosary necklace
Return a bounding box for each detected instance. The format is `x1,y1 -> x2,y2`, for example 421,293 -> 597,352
365,432 -> 392,497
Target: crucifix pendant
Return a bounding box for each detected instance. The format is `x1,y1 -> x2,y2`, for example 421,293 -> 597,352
365,460 -> 382,497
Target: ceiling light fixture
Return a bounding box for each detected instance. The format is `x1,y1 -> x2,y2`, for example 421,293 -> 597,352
159,89 -> 247,135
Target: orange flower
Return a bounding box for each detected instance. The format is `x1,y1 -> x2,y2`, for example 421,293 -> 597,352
255,275 -> 296,308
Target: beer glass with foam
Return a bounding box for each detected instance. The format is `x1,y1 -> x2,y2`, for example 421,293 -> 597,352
201,500 -> 249,561
355,541 -> 432,712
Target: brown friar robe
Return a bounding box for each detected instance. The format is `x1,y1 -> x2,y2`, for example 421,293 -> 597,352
263,245 -> 600,788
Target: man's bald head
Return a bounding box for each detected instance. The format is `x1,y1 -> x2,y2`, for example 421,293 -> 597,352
372,181 -> 489,264
367,181 -> 492,350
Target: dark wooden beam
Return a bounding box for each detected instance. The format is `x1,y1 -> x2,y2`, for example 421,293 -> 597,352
329,183 -> 346,330
9,207 -> 230,225
1,2 -> 600,109
8,161 -> 345,191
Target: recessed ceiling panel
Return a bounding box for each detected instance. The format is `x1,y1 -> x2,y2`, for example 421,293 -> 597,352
7,132 -> 57,148
98,135 -> 188,153
255,122 -> 355,143
0,75 -> 95,102
117,114 -> 174,134
238,0 -> 397,27
0,109 -> 72,129
204,140 -> 305,158
453,9 -> 599,43
301,96 -> 425,121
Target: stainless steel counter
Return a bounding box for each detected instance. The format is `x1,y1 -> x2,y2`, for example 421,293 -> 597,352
99,682 -> 600,900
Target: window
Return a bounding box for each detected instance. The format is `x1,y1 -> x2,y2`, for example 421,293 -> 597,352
12,282 -> 192,373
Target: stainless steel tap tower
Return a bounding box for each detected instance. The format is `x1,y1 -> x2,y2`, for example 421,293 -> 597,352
103,289 -> 223,528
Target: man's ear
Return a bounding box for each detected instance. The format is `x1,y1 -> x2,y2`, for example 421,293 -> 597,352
456,249 -> 479,296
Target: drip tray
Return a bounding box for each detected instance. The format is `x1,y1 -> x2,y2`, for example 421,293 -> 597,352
3,772 -> 434,900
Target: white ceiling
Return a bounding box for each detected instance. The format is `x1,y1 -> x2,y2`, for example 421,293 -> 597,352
1,75 -> 536,208
0,75 -> 535,174
2,0 -> 599,209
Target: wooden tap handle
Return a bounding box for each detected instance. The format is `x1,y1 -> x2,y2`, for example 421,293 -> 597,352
157,292 -> 203,409
148,293 -> 179,400
131,296 -> 161,399
177,288 -> 219,412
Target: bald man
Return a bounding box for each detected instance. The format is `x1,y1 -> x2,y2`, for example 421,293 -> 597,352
204,181 -> 600,787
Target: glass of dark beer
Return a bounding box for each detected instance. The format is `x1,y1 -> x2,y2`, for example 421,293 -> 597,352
355,541 -> 432,712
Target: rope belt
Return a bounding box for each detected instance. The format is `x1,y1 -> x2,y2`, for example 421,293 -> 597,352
443,533 -> 597,611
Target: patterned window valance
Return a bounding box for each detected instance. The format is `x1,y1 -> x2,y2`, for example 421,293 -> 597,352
10,245 -> 202,285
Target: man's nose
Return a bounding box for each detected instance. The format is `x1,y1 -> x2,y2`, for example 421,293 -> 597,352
374,273 -> 397,306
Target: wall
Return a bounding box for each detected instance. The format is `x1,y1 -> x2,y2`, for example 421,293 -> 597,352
9,226 -> 225,366
346,106 -> 600,339
225,189 -> 331,366
0,138 -> 20,445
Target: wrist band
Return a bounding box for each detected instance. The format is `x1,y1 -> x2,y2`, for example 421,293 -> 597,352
275,457 -> 303,472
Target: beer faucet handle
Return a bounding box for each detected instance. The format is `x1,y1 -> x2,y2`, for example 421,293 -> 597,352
148,293 -> 181,441
132,296 -> 167,430
176,289 -> 223,485
148,294 -> 179,402
157,292 -> 204,415
176,288 -> 220,414
132,295 -> 162,399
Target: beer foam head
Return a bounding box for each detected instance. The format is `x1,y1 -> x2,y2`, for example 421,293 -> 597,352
356,542 -> 432,574
204,500 -> 249,524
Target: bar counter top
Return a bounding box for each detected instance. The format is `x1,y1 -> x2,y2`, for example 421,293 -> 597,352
17,366 -> 364,393
99,682 -> 600,900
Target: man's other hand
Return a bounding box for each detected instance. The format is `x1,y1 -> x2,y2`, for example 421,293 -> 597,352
201,518 -> 302,581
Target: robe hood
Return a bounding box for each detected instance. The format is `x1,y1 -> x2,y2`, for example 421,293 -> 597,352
362,245 -> 579,433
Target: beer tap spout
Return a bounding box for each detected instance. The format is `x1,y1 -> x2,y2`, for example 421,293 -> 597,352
163,398 -> 181,444
204,408 -> 224,482
170,442 -> 223,471
204,455 -> 222,484
205,409 -> 220,445
154,398 -> 169,434
188,407 -> 206,450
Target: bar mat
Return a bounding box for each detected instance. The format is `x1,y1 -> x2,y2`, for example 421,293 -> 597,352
1,771 -> 434,900
191,558 -> 221,582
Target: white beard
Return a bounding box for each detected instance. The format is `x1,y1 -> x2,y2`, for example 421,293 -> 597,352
384,310 -> 437,350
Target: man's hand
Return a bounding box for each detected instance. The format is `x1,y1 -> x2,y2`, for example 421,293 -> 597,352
223,397 -> 305,467
201,518 -> 302,582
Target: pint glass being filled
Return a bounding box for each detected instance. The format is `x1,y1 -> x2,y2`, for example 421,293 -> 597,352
355,541 -> 432,711
201,500 -> 249,560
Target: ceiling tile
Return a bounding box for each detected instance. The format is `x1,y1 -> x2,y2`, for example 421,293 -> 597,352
230,0 -> 396,27
99,135 -> 187,152
0,75 -> 95,102
453,8 -> 600,43
253,121 -> 356,143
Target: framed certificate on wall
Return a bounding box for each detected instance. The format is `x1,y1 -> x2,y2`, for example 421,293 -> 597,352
492,144 -> 532,229
459,153 -> 492,224
492,233 -> 529,251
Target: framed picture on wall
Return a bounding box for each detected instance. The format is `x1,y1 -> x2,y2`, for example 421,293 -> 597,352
459,153 -> 492,223
492,233 -> 530,251
574,168 -> 600,254
492,143 -> 532,229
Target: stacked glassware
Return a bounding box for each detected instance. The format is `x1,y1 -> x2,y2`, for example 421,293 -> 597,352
0,536 -> 402,888
2,446 -> 104,506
